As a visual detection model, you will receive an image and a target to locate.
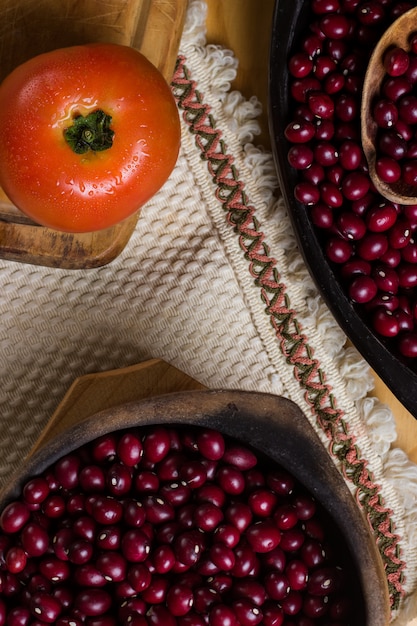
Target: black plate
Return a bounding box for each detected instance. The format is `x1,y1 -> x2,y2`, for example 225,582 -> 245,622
268,0 -> 417,418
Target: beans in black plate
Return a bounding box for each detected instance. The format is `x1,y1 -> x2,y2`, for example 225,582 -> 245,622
285,0 -> 417,357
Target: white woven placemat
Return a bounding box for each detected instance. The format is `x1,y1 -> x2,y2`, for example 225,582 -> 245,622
0,1 -> 416,621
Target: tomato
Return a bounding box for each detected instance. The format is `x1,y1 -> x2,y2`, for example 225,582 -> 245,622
0,43 -> 181,232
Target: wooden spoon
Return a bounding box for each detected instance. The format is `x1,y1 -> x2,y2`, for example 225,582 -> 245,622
361,6 -> 417,205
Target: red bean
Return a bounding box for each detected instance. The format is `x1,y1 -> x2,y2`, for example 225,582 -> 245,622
357,233 -> 388,261
372,308 -> 400,337
121,529 -> 150,563
231,544 -> 259,578
320,14 -> 350,38
23,478 -> 50,506
312,0 -> 341,13
166,582 -> 194,616
284,120 -> 315,143
376,156 -> 402,183
280,528 -> 305,552
127,563 -> 152,592
219,445 -> 255,471
232,599 -> 263,626
314,141 -> 339,166
338,140 -> 363,170
193,585 -> 221,614
261,602 -> 285,626
179,461 -> 207,489
294,181 -> 321,205
209,604 -> 238,626
216,465 -> 245,495
310,203 -> 333,229
384,46 -> 410,76
307,91 -> 335,118
315,120 -> 335,143
281,589 -> 303,616
96,552 -> 126,583
304,165 -> 326,189
402,159 -> 417,185
325,237 -> 352,263
5,546 -> 27,574
196,429 -> 225,461
301,538 -> 326,569
30,592 -> 62,623
193,502 -> 223,532
91,496 -> 123,525
264,571 -> 290,601
143,427 -> 171,463
373,264 -> 399,293
116,432 -> 143,466
302,34 -> 323,58
399,332 -> 417,357
262,546 -> 287,575
245,520 -> 281,553
54,455 -> 80,490
373,99 -> 398,128
0,502 -> 30,534
73,564 -> 106,588
337,211 -> 366,240
307,566 -> 342,595
7,606 -> 31,626
320,182 -> 343,207
366,203 -> 397,232
21,523 -> 49,558
75,589 -> 112,617
288,52 -> 313,78
91,434 -> 117,463
210,543 -> 235,571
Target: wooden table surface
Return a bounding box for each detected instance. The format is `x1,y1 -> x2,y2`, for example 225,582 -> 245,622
205,0 -> 417,464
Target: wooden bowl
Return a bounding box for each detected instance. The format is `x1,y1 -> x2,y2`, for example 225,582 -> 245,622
268,0 -> 417,419
361,6 -> 417,205
0,0 -> 187,269
0,389 -> 390,625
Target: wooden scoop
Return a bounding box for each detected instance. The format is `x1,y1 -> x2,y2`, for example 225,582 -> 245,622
361,6 -> 417,205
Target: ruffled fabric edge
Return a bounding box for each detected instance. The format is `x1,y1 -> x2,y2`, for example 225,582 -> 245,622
179,1 -> 417,622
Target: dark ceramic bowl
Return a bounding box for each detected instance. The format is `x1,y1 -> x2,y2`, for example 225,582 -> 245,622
268,0 -> 417,418
0,389 -> 390,625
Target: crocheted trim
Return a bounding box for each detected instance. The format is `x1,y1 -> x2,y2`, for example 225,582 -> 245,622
172,54 -> 404,612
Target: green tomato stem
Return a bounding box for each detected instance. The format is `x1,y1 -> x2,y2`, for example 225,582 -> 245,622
64,109 -> 114,154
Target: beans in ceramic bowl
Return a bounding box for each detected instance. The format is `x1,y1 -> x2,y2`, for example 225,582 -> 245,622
0,391 -> 390,626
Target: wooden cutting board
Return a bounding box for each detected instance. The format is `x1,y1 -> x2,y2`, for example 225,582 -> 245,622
0,0 -> 188,269
29,359 -> 206,456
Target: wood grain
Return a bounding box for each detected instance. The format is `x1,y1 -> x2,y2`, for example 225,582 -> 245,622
29,359 -> 205,456
361,6 -> 417,204
0,0 -> 188,269
205,0 -> 274,148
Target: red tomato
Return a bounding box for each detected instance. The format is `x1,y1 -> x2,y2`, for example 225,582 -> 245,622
0,43 -> 181,233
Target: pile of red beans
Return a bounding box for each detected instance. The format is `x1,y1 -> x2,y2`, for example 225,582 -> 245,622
0,424 -> 360,626
284,0 -> 417,360
374,41 -> 417,187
